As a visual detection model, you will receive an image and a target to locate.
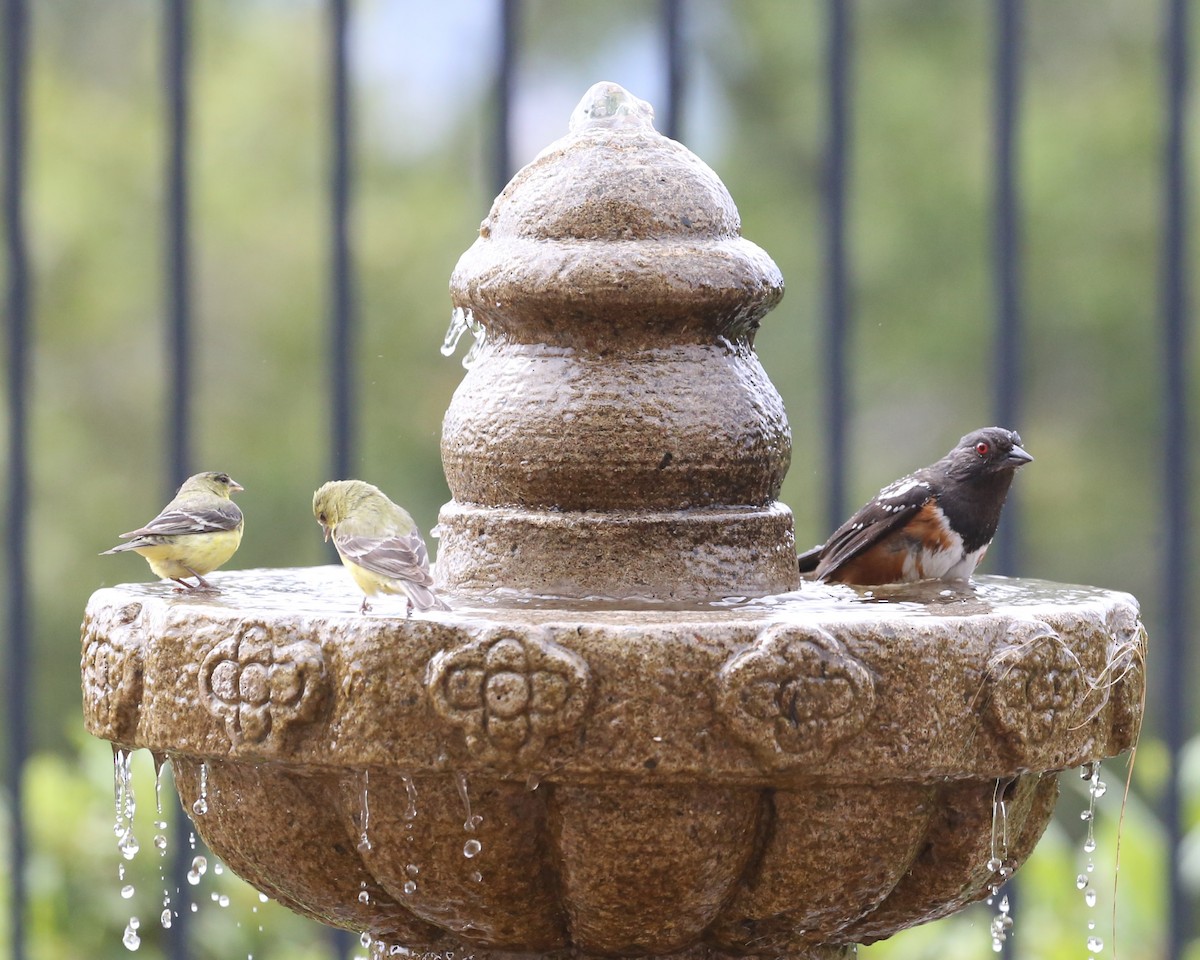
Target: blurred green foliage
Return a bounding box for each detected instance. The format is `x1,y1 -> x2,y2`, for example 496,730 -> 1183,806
2,0 -> 1197,956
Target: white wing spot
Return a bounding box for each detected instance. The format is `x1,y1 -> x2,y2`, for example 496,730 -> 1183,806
879,477 -> 929,501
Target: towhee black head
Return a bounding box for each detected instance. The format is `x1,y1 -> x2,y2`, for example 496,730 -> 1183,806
797,427 -> 1033,585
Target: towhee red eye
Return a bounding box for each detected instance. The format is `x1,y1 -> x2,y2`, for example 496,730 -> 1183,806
975,441 -> 990,456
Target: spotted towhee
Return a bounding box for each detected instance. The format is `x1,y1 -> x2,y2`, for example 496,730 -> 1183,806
797,427 -> 1033,585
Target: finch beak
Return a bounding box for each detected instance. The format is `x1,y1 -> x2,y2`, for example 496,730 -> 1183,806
228,479 -> 245,492
321,524 -> 331,543
1007,445 -> 1034,465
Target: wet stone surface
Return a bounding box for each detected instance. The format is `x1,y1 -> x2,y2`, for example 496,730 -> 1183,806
82,82 -> 1145,960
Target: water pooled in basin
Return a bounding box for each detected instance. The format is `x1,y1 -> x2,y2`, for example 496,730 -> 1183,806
147,567 -> 1131,630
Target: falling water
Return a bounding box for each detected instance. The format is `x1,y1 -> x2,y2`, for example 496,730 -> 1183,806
113,748 -> 142,951
440,306 -> 487,369
358,768 -> 373,854
1078,762 -> 1106,958
192,761 -> 209,816
153,755 -> 174,930
456,772 -> 484,883
987,778 -> 1014,953
400,774 -> 419,895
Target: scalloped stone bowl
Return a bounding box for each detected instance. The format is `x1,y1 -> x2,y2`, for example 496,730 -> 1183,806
82,83 -> 1144,960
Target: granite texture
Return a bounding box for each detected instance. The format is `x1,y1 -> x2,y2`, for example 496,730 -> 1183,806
82,83 -> 1145,960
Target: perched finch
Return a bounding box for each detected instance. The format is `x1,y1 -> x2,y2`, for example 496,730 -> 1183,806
797,427 -> 1032,585
313,479 -> 450,615
102,471 -> 244,590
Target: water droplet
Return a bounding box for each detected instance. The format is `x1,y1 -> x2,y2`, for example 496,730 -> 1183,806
192,763 -> 209,816
361,932 -> 372,947
123,919 -> 141,951
186,855 -> 207,885
406,863 -> 419,878
1084,838 -> 1097,853
1076,874 -> 1089,890
463,839 -> 482,859
160,908 -> 173,929
359,889 -> 370,904
121,884 -> 135,899
154,834 -> 168,852
1085,888 -> 1097,908
1087,936 -> 1104,952
525,773 -> 541,791
258,892 -> 269,903
1080,808 -> 1094,821
403,880 -> 417,895
986,857 -> 1003,873
190,903 -> 198,913
119,832 -> 141,861
400,774 -> 418,821
470,871 -> 482,884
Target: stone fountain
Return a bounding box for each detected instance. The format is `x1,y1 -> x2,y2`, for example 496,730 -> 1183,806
82,83 -> 1144,959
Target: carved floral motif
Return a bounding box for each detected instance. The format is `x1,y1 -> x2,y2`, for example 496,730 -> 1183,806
718,625 -> 876,766
199,623 -> 329,746
426,630 -> 591,760
80,602 -> 145,742
985,621 -> 1083,746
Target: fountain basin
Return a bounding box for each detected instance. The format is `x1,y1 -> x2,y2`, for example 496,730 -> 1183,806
81,567 -> 1143,957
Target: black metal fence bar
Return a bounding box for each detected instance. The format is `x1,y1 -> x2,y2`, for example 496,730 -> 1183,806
163,1 -> 195,957
329,0 -> 355,485
990,0 -> 1023,577
660,0 -> 683,142
3,1 -> 31,957
822,0 -> 852,530
1161,1 -> 1191,956
328,1 -> 355,954
493,0 -> 519,197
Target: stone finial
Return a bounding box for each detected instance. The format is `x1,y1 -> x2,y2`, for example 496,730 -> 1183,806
437,82 -> 795,602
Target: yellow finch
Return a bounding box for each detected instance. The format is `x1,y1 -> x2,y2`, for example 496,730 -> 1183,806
313,479 -> 450,615
102,471 -> 244,590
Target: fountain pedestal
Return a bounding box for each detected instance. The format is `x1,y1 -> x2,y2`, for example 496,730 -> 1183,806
82,83 -> 1144,959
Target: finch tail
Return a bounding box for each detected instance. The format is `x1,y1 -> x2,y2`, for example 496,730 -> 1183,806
403,582 -> 451,612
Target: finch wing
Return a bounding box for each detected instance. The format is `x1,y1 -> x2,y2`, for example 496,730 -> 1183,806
813,474 -> 934,580
120,497 -> 243,539
334,529 -> 436,588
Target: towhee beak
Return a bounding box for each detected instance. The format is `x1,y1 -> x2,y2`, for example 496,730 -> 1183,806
1007,444 -> 1033,465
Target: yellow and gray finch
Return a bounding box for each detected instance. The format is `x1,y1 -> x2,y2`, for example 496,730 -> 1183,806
102,471 -> 244,590
313,479 -> 450,615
